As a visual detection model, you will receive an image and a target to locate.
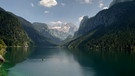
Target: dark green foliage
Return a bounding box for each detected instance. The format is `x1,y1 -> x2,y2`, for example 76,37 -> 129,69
0,39 -> 6,47
0,8 -> 30,46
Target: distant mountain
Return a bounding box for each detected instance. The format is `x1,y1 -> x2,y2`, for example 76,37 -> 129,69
32,22 -> 61,44
32,22 -> 48,32
17,17 -> 56,46
68,1 -> 135,50
0,7 -> 31,46
48,23 -> 78,40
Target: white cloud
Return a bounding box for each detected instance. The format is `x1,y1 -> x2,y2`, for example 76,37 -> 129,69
98,0 -> 104,8
79,16 -> 84,22
84,0 -> 92,3
61,3 -> 66,6
50,21 -> 63,25
44,11 -> 49,14
99,2 -> 104,8
98,0 -> 108,9
31,3 -> 34,7
103,7 -> 108,9
39,0 -> 57,8
80,0 -> 93,4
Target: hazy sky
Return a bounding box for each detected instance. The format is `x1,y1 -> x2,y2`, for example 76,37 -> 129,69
0,0 -> 112,25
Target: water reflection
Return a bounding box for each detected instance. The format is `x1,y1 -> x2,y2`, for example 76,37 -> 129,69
69,49 -> 135,76
0,47 -> 33,76
1,47 -> 135,76
8,47 -> 95,76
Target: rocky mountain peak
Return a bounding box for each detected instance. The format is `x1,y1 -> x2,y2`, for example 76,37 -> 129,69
48,23 -> 78,40
48,23 -> 77,33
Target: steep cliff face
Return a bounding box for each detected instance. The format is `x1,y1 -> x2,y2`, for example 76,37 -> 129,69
68,1 -> 135,49
48,23 -> 78,40
32,22 -> 61,44
17,17 -> 56,46
74,16 -> 89,37
75,0 -> 135,38
32,22 -> 48,32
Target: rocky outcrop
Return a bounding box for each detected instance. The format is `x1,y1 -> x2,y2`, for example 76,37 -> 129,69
0,55 -> 5,63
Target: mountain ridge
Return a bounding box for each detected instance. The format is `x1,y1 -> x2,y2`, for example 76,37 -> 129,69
0,8 -> 31,46
68,1 -> 135,50
0,7 -> 57,47
48,23 -> 78,40
32,22 -> 61,44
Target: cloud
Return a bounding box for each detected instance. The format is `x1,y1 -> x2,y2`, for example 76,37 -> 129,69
31,3 -> 34,7
50,21 -> 63,25
39,0 -> 57,8
79,16 -> 84,22
98,0 -> 108,9
98,0 -> 104,8
61,3 -> 66,6
80,0 -> 93,4
99,2 -> 104,8
44,11 -> 49,14
83,0 -> 92,4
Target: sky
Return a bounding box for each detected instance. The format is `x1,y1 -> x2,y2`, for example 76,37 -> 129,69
0,0 -> 112,26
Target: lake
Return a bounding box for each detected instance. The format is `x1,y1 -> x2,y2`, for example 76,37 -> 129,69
0,47 -> 135,76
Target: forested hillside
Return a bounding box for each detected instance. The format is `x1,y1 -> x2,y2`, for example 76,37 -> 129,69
0,8 -> 31,46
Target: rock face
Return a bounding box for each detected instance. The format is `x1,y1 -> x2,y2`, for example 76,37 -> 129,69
32,22 -> 61,44
48,23 -> 78,40
75,0 -> 135,38
74,16 -> 89,37
68,1 -> 135,49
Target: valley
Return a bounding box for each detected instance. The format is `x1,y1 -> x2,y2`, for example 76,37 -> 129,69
0,0 -> 135,76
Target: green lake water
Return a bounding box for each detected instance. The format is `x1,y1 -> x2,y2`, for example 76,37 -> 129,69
0,47 -> 135,76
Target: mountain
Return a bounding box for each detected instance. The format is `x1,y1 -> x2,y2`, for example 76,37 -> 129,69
0,7 -> 31,46
110,0 -> 133,6
48,23 -> 78,40
32,22 -> 48,32
32,22 -> 61,44
17,17 -> 56,46
0,7 -> 56,47
68,1 -> 135,50
74,16 -> 89,37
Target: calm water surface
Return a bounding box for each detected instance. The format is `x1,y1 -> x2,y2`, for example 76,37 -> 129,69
1,47 -> 135,76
